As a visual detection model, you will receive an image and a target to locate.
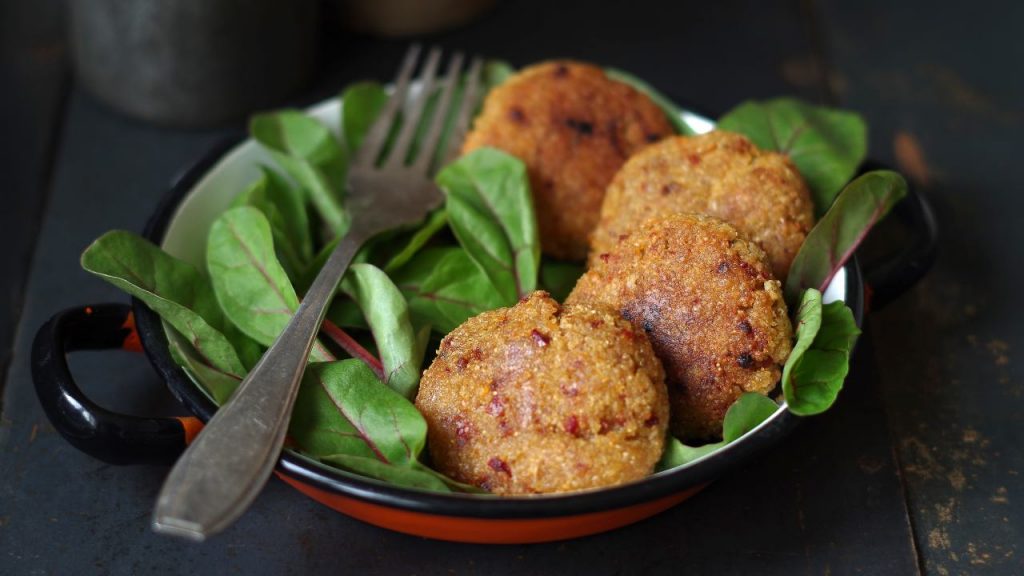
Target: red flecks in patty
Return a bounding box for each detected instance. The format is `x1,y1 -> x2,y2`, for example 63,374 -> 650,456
488,457 -> 512,475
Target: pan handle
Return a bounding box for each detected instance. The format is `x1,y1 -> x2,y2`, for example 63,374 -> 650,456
31,303 -> 200,464
860,177 -> 939,310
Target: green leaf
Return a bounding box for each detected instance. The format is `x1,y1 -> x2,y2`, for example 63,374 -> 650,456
656,437 -> 722,471
540,259 -> 585,302
657,392 -> 780,471
250,110 -> 348,236
783,298 -> 861,415
320,454 -> 450,492
383,209 -> 449,272
339,80 -> 443,172
290,360 -> 429,467
604,67 -> 696,136
81,231 -> 246,379
781,288 -> 824,395
722,393 -> 779,442
483,60 -> 516,90
222,322 -> 265,371
340,263 -> 425,398
206,206 -> 333,362
411,462 -> 488,494
231,167 -> 313,280
296,235 -> 343,296
339,59 -> 512,171
325,298 -> 369,330
340,82 -> 389,156
718,98 -> 868,214
437,147 -> 540,303
390,247 -> 507,333
785,170 -> 908,305
168,336 -> 242,405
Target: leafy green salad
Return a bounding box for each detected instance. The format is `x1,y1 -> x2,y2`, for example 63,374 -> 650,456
81,62 -> 907,492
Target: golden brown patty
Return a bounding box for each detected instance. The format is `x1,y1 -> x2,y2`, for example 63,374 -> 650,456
590,131 -> 814,279
568,214 -> 791,441
462,61 -> 674,260
416,291 -> 668,495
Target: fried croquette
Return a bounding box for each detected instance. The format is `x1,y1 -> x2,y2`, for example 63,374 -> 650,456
462,61 -> 674,260
589,131 -> 815,279
568,214 -> 791,441
415,291 -> 669,495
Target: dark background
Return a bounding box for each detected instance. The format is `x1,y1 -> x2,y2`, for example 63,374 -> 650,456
1,0 -> 1021,574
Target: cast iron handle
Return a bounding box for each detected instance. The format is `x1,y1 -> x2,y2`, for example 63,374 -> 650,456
31,303 -> 199,465
859,168 -> 939,310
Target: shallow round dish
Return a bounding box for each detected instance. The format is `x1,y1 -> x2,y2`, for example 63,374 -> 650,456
32,92 -> 937,544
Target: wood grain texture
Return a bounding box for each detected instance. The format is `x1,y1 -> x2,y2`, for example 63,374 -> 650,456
0,0 -> 68,404
820,1 -> 1024,573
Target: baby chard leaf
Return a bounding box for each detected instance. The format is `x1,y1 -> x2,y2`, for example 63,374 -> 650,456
168,336 -> 242,405
390,247 -> 507,334
657,393 -> 780,471
340,263 -> 426,398
718,98 -> 867,214
722,393 -> 779,442
785,170 -> 908,305
437,147 -> 540,304
231,167 -> 313,280
781,289 -> 824,389
320,455 -> 450,492
340,61 -> 512,172
604,68 -> 697,136
289,360 -> 433,485
782,292 -> 860,416
340,82 -> 389,156
250,110 -> 348,237
540,259 -> 586,302
383,209 -> 449,273
483,60 -> 516,90
81,231 -> 247,380
207,206 -> 333,362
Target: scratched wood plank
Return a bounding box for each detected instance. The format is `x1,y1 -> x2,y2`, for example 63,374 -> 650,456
819,0 -> 1024,573
1,0 -> 920,573
0,0 -> 68,403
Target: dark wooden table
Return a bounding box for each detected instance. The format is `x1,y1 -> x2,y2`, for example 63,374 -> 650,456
2,1 -> 1020,574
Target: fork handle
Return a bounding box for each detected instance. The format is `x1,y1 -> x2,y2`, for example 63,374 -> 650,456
152,228 -> 368,541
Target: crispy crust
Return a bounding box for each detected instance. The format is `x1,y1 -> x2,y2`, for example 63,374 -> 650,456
589,131 -> 814,278
462,61 -> 674,260
569,214 -> 792,441
416,291 -> 668,495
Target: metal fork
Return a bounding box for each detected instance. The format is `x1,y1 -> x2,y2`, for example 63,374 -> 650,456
152,45 -> 484,541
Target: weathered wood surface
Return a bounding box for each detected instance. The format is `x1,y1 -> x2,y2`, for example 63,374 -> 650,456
4,0 -> 1020,573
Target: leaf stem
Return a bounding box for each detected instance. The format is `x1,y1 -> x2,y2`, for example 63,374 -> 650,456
321,319 -> 386,381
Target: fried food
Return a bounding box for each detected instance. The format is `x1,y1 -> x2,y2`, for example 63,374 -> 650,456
568,214 -> 791,440
462,61 -> 674,260
416,291 -> 668,495
589,131 -> 814,279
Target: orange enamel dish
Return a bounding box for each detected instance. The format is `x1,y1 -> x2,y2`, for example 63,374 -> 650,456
30,98 -> 934,543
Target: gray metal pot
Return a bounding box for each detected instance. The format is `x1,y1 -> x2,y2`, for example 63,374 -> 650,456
71,0 -> 319,128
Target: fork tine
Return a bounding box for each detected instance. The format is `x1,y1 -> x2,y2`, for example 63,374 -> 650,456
412,52 -> 465,174
444,56 -> 483,165
383,47 -> 442,168
354,44 -> 422,167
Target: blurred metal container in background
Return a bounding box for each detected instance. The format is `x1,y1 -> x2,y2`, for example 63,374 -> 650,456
71,0 -> 319,128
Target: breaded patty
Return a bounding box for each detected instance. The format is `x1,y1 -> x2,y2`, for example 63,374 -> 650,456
416,291 -> 668,495
569,214 -> 791,441
462,61 -> 674,260
590,131 -> 814,279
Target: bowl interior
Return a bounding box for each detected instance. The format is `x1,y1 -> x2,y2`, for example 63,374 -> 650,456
157,95 -> 849,492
